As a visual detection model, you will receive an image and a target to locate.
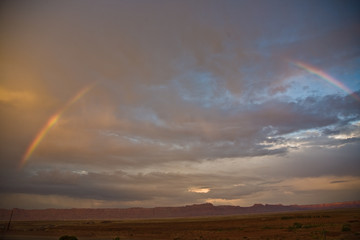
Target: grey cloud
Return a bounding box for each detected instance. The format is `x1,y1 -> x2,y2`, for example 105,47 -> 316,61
261,143 -> 360,179
12,91 -> 359,170
0,168 -> 264,205
330,180 -> 349,184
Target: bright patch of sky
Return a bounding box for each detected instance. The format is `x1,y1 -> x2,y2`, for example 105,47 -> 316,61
188,187 -> 211,194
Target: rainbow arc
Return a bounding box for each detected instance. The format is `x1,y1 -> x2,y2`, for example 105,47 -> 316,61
19,83 -> 95,168
292,60 -> 360,102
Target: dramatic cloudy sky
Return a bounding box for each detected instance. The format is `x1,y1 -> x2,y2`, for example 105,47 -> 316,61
1,0 -> 360,209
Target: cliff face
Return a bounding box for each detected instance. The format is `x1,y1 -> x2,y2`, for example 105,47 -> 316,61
0,201 -> 359,221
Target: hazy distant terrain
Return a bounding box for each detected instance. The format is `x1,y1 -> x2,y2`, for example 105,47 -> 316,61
1,201 -> 359,221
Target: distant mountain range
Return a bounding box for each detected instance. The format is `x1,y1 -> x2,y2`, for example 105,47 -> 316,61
1,201 -> 359,221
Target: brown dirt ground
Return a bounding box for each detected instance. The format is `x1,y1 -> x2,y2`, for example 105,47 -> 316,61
1,208 -> 359,240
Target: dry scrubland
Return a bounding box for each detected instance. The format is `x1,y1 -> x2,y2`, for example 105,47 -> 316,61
1,208 -> 359,240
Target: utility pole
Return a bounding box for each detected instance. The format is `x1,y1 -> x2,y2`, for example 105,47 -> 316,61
6,209 -> 14,231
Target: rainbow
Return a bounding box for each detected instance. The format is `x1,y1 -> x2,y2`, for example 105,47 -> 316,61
19,83 -> 95,168
292,60 -> 360,102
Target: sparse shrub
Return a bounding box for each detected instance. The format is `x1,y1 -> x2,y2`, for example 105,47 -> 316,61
293,222 -> 303,228
342,224 -> 351,232
288,222 -> 303,231
113,237 -> 121,240
59,236 -> 78,240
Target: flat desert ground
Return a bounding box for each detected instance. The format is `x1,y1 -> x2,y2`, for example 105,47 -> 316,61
1,208 -> 359,240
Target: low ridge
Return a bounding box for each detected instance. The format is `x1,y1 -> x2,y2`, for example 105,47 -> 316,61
0,200 -> 359,221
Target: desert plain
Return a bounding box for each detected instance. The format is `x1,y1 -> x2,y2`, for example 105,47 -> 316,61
1,208 -> 359,240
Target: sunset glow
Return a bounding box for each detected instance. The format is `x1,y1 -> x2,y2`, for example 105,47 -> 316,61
188,187 -> 211,194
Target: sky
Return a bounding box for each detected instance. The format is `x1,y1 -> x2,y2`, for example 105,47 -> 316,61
1,0 -> 360,209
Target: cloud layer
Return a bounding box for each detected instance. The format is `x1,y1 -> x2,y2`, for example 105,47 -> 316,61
1,0 -> 360,208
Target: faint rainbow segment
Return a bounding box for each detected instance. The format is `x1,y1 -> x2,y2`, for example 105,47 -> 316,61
292,60 -> 360,102
19,83 -> 95,169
